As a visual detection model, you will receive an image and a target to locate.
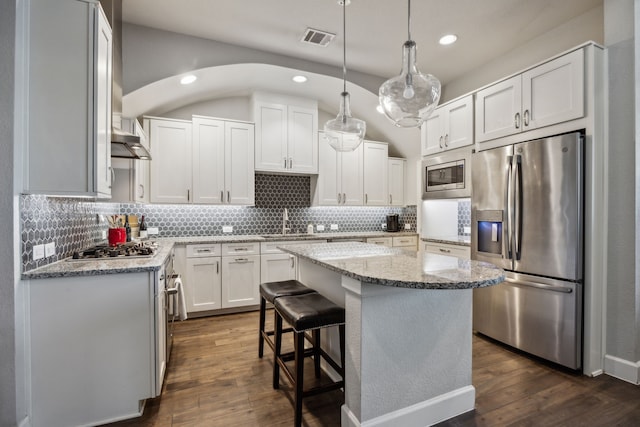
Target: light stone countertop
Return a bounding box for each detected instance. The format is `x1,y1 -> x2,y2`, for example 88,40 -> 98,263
422,235 -> 471,247
278,242 -> 503,290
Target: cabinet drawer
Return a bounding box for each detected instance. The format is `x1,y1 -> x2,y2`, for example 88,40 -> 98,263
423,242 -> 470,259
392,236 -> 418,248
187,243 -> 222,258
366,237 -> 392,247
222,242 -> 260,256
260,240 -> 326,254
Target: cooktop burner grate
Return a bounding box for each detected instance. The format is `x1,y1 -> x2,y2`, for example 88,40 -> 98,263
69,241 -> 158,261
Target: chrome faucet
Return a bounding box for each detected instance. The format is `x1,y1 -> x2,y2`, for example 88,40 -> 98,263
282,208 -> 290,235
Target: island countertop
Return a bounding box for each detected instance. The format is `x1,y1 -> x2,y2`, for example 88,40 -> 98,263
278,242 -> 504,290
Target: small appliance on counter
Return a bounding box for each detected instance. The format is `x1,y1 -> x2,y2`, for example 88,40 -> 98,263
386,214 -> 400,232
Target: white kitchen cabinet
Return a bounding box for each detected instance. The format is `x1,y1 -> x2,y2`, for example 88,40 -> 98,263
421,95 -> 474,156
475,48 -> 584,142
314,132 -> 364,206
388,158 -> 406,206
252,93 -> 318,174
192,116 -> 255,205
367,237 -> 393,247
392,235 -> 418,249
222,253 -> 261,308
23,0 -> 112,197
110,119 -> 150,203
184,244 -> 223,313
423,242 -> 470,259
363,141 -> 389,206
147,117 -> 193,204
260,240 -> 326,283
130,119 -> 151,203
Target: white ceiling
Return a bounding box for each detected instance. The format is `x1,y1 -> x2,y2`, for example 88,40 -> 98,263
122,0 -> 602,84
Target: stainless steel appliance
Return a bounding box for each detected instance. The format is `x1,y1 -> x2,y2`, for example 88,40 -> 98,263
422,147 -> 471,199
471,131 -> 583,370
386,214 -> 400,232
155,248 -> 179,396
69,241 -> 156,260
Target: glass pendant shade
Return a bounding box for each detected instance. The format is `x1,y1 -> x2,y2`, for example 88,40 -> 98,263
324,91 -> 366,152
379,40 -> 441,128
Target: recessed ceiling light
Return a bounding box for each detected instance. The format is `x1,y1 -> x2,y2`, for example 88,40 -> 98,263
180,75 -> 197,85
292,75 -> 308,83
439,34 -> 458,46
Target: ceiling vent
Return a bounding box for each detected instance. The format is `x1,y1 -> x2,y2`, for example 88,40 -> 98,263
301,28 -> 335,47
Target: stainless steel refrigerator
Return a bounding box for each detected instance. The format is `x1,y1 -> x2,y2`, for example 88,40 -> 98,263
471,131 -> 583,370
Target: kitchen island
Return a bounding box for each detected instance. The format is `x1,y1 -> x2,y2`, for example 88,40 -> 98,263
278,242 -> 504,427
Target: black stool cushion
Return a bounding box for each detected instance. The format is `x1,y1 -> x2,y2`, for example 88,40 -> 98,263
274,293 -> 345,332
260,280 -> 315,304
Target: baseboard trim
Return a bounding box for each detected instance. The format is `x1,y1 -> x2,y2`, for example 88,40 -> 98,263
604,354 -> 640,384
341,385 -> 475,427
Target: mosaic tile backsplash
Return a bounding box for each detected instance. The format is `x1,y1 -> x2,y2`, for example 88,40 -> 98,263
458,200 -> 471,236
21,175 -> 417,272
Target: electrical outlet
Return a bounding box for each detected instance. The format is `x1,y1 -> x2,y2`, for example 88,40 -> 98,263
316,224 -> 325,231
147,227 -> 159,235
404,223 -> 411,230
463,226 -> 471,234
33,244 -> 45,261
222,225 -> 233,233
101,230 -> 107,240
330,224 -> 338,230
381,223 -> 387,230
45,242 -> 55,257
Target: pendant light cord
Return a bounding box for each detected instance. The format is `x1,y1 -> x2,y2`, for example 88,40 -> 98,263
342,0 -> 347,93
407,0 -> 412,41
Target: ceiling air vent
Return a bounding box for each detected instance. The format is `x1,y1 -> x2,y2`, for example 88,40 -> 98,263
301,28 -> 335,47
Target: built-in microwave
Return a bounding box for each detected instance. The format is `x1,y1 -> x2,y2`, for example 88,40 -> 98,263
422,147 -> 471,199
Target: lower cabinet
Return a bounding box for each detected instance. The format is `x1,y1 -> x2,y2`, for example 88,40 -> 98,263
423,242 -> 470,259
366,237 -> 393,247
367,235 -> 418,249
221,254 -> 260,308
260,240 -> 326,283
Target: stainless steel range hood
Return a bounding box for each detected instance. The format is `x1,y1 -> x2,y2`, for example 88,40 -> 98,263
111,128 -> 152,160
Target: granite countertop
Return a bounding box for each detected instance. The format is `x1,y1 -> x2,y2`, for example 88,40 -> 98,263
278,242 -> 503,290
168,231 -> 418,244
421,235 -> 471,247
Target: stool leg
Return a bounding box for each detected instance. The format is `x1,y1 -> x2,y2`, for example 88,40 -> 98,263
339,324 -> 346,379
273,310 -> 283,389
313,329 -> 321,378
294,330 -> 305,427
258,296 -> 266,358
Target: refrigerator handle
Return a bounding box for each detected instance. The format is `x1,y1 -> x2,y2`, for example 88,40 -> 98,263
514,155 -> 523,260
504,156 -> 513,260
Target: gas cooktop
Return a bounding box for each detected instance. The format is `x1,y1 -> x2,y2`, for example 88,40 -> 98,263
69,241 -> 158,261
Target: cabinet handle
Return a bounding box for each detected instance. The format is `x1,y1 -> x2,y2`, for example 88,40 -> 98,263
444,134 -> 449,147
220,191 -> 224,203
439,248 -> 451,253
196,248 -> 211,253
290,255 -> 295,269
343,193 -> 346,204
284,157 -> 287,168
216,261 -> 219,274
227,191 -> 230,203
235,258 -> 249,262
289,157 -> 292,169
439,136 -> 443,149
514,112 -> 520,129
523,109 -> 530,127
389,194 -> 392,205
139,184 -> 144,199
365,193 -> 368,204
187,189 -> 190,202
233,247 -> 248,251
337,193 -> 341,204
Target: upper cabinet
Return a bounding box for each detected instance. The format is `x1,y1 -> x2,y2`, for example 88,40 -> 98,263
422,95 -> 474,156
23,0 -> 112,197
475,48 -> 584,143
388,158 -> 406,206
252,92 -> 318,174
313,132 -> 364,206
111,119 -> 150,204
146,116 -> 254,205
363,141 -> 389,206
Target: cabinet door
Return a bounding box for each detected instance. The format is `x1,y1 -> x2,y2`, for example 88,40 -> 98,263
225,121 -> 255,205
363,142 -> 388,206
423,242 -> 470,259
339,143 -> 364,205
444,95 -> 474,150
421,109 -> 445,156
221,255 -> 261,308
287,105 -> 318,173
185,256 -> 222,312
95,6 -> 112,198
254,102 -> 288,172
475,75 -> 522,143
392,235 -> 418,248
192,117 -> 225,204
132,120 -> 150,203
148,118 -> 192,204
522,48 -> 584,131
388,158 -> 405,206
317,133 -> 340,205
260,253 -> 297,283
366,237 -> 393,247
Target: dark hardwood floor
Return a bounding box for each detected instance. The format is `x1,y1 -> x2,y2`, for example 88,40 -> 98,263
106,311 -> 640,427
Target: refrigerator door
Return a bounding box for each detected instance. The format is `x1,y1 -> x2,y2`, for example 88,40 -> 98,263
473,271 -> 582,369
513,132 -> 583,280
471,144 -> 513,270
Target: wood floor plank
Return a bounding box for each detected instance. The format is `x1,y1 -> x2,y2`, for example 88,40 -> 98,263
104,311 -> 640,427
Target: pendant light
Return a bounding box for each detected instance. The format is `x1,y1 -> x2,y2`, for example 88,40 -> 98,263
378,0 -> 441,128
324,0 -> 366,152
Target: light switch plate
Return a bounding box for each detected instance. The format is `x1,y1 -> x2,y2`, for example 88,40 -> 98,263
33,244 -> 45,261
316,225 -> 325,231
330,224 -> 338,230
223,225 -> 233,233
45,242 -> 55,257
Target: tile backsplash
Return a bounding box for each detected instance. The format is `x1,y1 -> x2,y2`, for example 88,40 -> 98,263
21,175 -> 417,272
457,200 -> 471,235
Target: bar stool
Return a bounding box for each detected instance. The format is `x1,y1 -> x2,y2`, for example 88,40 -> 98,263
258,280 -> 316,358
273,292 -> 345,427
